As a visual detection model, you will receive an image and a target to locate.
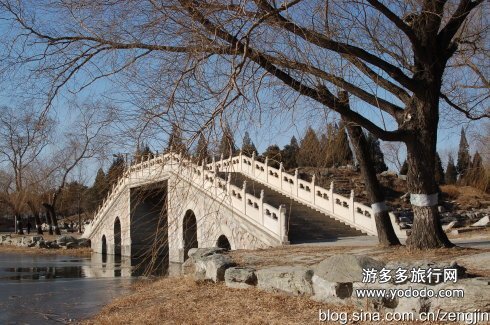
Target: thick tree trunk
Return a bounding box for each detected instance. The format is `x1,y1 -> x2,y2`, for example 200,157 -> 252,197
339,95 -> 400,246
15,215 -> 24,235
43,203 -> 61,235
33,212 -> 43,235
27,202 -> 43,235
405,136 -> 453,249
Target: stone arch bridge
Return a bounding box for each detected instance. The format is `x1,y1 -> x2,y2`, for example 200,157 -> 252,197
83,152 -> 406,272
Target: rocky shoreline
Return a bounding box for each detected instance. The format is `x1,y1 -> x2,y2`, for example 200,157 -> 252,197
0,234 -> 91,250
182,248 -> 489,316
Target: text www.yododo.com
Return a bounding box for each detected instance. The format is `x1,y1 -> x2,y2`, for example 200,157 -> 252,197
355,286 -> 464,299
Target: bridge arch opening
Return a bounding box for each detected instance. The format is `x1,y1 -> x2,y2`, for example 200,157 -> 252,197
217,235 -> 231,251
101,235 -> 107,257
183,210 -> 198,261
114,217 -> 121,257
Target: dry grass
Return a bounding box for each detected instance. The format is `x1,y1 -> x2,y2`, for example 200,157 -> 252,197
85,276 -> 449,325
0,244 -> 92,257
84,277 -> 333,325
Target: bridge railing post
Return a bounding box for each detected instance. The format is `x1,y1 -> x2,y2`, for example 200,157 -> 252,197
242,180 -> 247,214
264,157 -> 269,183
259,189 -> 264,225
311,175 -> 316,205
239,151 -> 243,172
279,204 -> 289,244
279,162 -> 283,191
251,151 -> 256,177
329,181 -> 335,213
350,189 -> 356,224
294,169 -> 299,197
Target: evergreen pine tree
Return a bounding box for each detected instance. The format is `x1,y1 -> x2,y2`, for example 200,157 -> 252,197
332,123 -> 353,166
167,124 -> 187,155
281,136 -> 299,170
445,155 -> 457,185
400,160 -> 408,175
140,143 -> 153,160
107,156 -> 125,187
263,144 -> 282,168
434,152 -> 445,185
366,132 -> 388,173
218,124 -> 237,158
195,133 -> 209,164
241,131 -> 257,157
88,168 -> 108,211
456,127 -> 471,179
297,127 -> 320,167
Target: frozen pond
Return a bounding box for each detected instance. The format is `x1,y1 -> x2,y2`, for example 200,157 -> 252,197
0,252 -> 137,324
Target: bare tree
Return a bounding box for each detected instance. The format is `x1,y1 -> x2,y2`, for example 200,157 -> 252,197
0,105 -> 52,233
42,102 -> 113,235
340,91 -> 400,246
0,0 -> 488,248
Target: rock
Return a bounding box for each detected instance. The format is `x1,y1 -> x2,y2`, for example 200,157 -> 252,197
256,266 -> 313,296
194,254 -> 236,282
314,254 -> 385,283
442,220 -> 458,232
471,215 -> 489,227
311,275 -> 353,303
456,252 -> 490,272
225,267 -> 257,289
35,240 -> 47,249
182,258 -> 196,276
188,247 -> 225,261
384,260 -> 466,284
66,242 -> 78,249
77,238 -> 91,248
430,278 -> 490,312
57,235 -> 78,245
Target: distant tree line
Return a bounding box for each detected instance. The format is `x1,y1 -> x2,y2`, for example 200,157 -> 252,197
399,128 -> 488,192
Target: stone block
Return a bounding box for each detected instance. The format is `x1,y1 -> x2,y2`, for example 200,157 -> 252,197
311,275 -> 353,303
314,254 -> 385,283
195,254 -> 236,282
256,266 -> 313,296
225,267 -> 257,289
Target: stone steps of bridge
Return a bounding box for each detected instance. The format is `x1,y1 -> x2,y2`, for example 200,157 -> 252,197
218,172 -> 364,244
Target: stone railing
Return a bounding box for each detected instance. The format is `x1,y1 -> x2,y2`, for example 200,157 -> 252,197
84,153 -> 288,244
208,153 -> 384,236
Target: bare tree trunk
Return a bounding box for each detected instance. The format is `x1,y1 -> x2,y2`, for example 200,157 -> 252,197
15,215 -> 24,235
45,204 -> 61,236
43,203 -> 61,235
339,92 -> 400,246
405,135 -> 453,249
27,201 -> 43,235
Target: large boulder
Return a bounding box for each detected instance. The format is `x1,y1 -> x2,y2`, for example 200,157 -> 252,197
384,260 -> 466,284
311,275 -> 353,303
194,253 -> 236,282
471,215 -> 489,227
256,266 -> 314,296
77,238 -> 91,248
314,254 -> 385,283
188,247 -> 225,261
57,235 -> 78,245
430,277 -> 490,312
225,267 -> 257,289
184,247 -> 228,279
